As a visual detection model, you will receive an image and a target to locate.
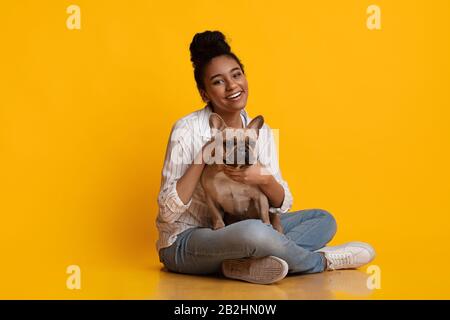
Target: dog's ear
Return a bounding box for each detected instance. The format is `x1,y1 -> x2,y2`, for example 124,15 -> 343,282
247,115 -> 264,130
209,113 -> 227,131
246,115 -> 264,137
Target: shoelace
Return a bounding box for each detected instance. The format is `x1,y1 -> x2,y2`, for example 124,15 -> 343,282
326,252 -> 353,270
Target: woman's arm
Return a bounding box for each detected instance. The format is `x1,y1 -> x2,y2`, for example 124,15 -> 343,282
175,150 -> 206,205
176,139 -> 214,205
158,123 -> 213,223
258,174 -> 285,209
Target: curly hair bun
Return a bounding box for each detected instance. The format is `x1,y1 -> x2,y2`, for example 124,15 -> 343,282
189,30 -> 231,67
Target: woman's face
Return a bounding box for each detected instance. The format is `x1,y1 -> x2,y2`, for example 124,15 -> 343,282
200,55 -> 248,114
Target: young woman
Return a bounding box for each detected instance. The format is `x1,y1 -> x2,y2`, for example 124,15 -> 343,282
156,30 -> 375,284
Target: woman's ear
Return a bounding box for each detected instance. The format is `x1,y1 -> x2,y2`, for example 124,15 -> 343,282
199,89 -> 210,103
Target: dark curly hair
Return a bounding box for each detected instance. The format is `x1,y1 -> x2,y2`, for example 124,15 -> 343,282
189,30 -> 245,94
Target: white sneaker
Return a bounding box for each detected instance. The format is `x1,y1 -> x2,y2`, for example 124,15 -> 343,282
315,241 -> 376,271
221,256 -> 289,285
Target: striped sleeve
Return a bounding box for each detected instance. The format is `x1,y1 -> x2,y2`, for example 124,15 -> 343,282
157,121 -> 194,223
258,124 -> 294,214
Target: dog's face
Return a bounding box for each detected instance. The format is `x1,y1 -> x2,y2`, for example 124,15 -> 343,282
208,113 -> 264,168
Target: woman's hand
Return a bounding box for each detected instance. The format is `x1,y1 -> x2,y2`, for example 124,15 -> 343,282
223,163 -> 270,186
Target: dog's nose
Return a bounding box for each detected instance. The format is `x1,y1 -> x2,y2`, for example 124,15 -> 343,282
245,147 -> 255,164
245,147 -> 257,165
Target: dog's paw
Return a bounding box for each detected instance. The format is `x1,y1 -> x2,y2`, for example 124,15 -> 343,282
276,226 -> 284,234
212,220 -> 226,230
273,224 -> 284,234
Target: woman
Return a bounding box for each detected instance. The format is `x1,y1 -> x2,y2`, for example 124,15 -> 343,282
156,30 -> 375,284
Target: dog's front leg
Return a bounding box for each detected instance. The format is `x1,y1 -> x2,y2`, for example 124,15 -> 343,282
269,212 -> 284,234
257,194 -> 283,234
258,193 -> 271,225
205,194 -> 226,230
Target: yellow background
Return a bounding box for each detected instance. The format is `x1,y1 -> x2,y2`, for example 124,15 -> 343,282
1,0 -> 449,299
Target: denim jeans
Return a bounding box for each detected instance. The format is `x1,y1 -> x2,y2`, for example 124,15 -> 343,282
159,208 -> 337,275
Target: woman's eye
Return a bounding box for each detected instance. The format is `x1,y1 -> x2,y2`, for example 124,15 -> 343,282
233,72 -> 242,78
213,79 -> 223,85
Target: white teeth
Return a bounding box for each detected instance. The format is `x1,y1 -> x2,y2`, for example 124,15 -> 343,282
227,91 -> 242,99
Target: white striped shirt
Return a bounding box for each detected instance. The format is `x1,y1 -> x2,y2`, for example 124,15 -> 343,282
156,104 -> 294,252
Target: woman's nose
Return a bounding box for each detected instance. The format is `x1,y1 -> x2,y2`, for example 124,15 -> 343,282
226,79 -> 239,91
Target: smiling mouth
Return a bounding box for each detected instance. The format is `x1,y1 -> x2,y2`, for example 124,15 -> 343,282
226,91 -> 243,100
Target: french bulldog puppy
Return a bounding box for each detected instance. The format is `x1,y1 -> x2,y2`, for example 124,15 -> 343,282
200,113 -> 283,233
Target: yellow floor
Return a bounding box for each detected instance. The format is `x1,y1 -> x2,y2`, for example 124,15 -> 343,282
45,252 -> 450,299
146,252 -> 449,300
1,247 -> 449,299
154,266 -> 375,300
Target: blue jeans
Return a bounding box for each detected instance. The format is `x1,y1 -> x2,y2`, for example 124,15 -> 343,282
159,209 -> 337,275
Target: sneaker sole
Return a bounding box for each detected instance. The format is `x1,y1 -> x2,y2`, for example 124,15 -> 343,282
221,256 -> 288,285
